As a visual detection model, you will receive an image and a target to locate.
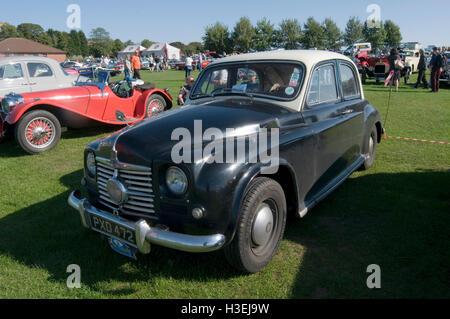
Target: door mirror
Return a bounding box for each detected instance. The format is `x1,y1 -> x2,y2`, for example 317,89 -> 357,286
115,110 -> 127,122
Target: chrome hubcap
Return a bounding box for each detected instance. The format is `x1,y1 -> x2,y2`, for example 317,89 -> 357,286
252,203 -> 274,247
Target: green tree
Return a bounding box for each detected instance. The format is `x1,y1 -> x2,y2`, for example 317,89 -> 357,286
112,39 -> 125,57
384,20 -> 402,48
322,18 -> 342,51
141,39 -> 154,48
17,23 -> 45,42
0,23 -> 18,40
124,40 -> 134,46
68,30 -> 81,56
202,22 -> 231,54
231,17 -> 255,53
78,30 -> 89,57
253,18 -> 275,52
302,17 -> 324,49
344,17 -> 364,46
277,19 -> 302,50
56,32 -> 70,52
89,27 -> 110,43
89,27 -> 112,57
363,21 -> 386,51
186,42 -> 203,55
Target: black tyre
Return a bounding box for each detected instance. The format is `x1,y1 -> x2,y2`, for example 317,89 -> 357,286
145,94 -> 166,118
224,177 -> 287,273
361,125 -> 378,170
15,110 -> 61,154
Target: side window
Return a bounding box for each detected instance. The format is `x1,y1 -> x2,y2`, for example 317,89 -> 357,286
27,62 -> 53,78
339,64 -> 360,99
0,63 -> 24,79
306,64 -> 338,105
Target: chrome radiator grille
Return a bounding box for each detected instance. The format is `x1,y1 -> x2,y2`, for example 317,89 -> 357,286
95,157 -> 155,216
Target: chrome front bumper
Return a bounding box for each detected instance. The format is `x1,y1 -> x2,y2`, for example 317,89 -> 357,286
68,191 -> 226,255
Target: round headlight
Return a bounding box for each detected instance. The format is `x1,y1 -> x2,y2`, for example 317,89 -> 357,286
86,152 -> 96,177
166,166 -> 188,195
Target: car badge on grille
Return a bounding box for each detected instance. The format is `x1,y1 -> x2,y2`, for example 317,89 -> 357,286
106,169 -> 128,205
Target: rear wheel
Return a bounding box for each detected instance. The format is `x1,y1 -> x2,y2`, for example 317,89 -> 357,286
145,94 -> 166,118
361,125 -> 378,170
224,177 -> 287,273
15,110 -> 61,154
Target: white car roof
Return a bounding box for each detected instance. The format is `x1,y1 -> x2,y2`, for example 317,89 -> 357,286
198,49 -> 363,112
211,49 -> 354,68
0,56 -> 60,65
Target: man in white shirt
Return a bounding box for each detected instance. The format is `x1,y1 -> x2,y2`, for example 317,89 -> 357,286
185,56 -> 193,78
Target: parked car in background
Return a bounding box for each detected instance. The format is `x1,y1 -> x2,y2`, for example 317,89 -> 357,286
201,52 -> 221,69
440,51 -> 450,85
0,56 -> 79,98
60,60 -> 84,69
0,70 -> 172,154
68,50 -> 383,273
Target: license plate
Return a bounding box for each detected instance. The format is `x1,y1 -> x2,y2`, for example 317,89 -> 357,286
89,214 -> 136,246
108,237 -> 137,259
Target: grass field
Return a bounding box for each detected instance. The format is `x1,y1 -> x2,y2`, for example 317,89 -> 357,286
0,69 -> 449,298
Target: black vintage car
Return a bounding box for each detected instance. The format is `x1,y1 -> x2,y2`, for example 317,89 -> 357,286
69,50 -> 383,273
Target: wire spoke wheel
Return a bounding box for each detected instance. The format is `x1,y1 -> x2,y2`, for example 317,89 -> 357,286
15,110 -> 61,154
146,95 -> 166,118
24,117 -> 56,148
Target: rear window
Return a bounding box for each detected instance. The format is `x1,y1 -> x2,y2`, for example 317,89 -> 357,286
0,63 -> 24,79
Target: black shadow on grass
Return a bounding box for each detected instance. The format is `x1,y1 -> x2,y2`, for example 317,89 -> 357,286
0,169 -> 241,297
286,169 -> 450,298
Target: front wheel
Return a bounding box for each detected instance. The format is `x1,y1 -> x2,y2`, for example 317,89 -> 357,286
224,177 -> 287,273
145,94 -> 167,118
15,110 -> 61,154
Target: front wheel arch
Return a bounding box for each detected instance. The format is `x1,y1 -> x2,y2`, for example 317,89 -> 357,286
227,162 -> 299,245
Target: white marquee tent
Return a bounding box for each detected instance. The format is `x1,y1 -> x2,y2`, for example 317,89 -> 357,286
142,43 -> 181,60
117,45 -> 146,59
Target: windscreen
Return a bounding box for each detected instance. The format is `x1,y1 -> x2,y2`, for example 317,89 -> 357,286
191,62 -> 304,100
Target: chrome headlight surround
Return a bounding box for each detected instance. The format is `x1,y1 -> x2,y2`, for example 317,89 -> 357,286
165,166 -> 188,196
1,92 -> 24,114
86,151 -> 96,178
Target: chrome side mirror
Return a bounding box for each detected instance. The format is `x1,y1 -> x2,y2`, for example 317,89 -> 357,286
115,110 -> 126,122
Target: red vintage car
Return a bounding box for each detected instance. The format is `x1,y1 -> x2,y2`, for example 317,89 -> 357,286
0,71 -> 172,154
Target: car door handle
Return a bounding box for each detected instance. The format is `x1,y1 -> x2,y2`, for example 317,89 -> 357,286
341,109 -> 354,115
29,82 -> 37,85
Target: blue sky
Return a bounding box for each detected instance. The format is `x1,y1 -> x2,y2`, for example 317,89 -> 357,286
1,0 -> 449,46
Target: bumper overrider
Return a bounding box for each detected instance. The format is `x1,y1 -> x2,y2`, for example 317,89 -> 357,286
68,191 -> 226,255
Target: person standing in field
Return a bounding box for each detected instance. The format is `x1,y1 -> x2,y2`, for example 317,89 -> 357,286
185,56 -> 193,78
132,50 -> 141,79
387,48 -> 402,92
429,47 -> 444,92
124,54 -> 133,81
414,49 -> 428,89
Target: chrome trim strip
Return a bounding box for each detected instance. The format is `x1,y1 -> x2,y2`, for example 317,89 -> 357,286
68,192 -> 226,254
